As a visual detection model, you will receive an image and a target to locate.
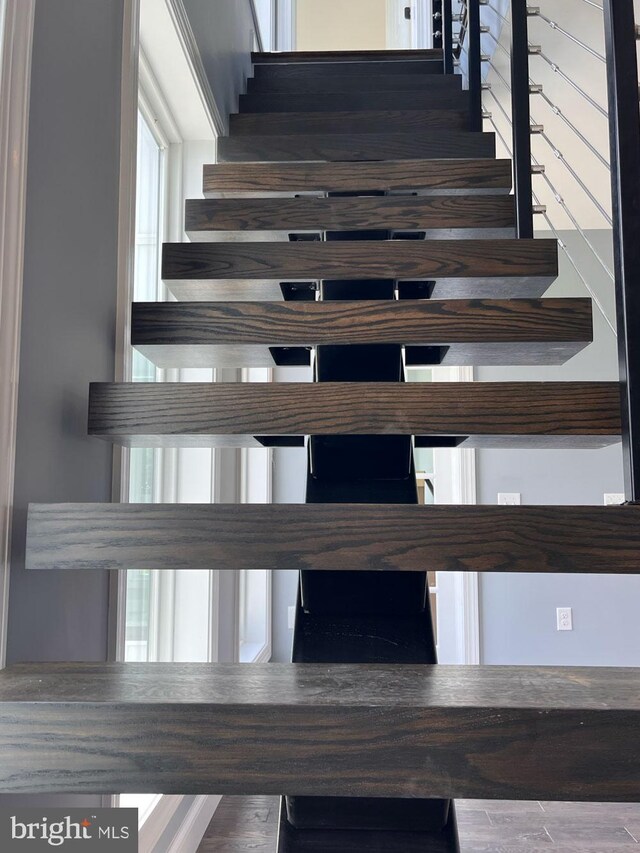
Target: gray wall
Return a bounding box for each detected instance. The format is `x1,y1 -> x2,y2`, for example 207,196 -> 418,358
477,230 -> 640,666
269,233 -> 640,667
6,0 -> 124,665
183,0 -> 255,132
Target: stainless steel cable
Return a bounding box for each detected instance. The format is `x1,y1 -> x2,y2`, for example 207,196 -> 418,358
533,11 -> 606,62
532,187 -> 616,336
484,26 -> 512,59
579,0 -> 603,10
537,52 -> 608,117
531,152 -> 615,281
536,131 -> 612,224
486,116 -> 616,336
537,90 -> 610,170
485,83 -> 512,124
488,58 -> 609,171
484,2 -> 510,27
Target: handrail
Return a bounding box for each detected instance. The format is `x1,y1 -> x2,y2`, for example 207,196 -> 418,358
603,0 -> 640,500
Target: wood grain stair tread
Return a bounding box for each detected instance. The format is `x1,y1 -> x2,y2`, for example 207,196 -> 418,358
217,130 -> 496,163
162,239 -> 558,301
185,195 -> 516,239
202,159 -> 513,197
251,50 -> 444,63
247,73 -> 461,94
1,662 -> 639,798
25,503 -> 640,573
87,381 -> 619,448
252,60 -> 444,79
229,109 -> 469,135
239,90 -> 471,113
131,298 -> 592,369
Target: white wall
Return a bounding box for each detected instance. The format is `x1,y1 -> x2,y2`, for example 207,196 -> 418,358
182,0 -> 255,129
7,0 -> 123,666
295,0 -> 388,51
476,230 -> 640,666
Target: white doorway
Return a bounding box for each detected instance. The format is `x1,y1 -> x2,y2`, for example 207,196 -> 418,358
386,0 -> 434,50
408,366 -> 480,665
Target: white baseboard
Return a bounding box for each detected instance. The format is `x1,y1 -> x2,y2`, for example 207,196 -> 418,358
165,795 -> 221,853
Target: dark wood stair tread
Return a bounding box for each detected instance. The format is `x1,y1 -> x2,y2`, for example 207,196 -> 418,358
86,381 -> 619,448
162,238 -> 558,301
131,298 -> 592,369
203,159 -> 512,197
229,109 -> 469,135
239,90 -> 470,113
252,61 -> 444,79
251,50 -> 444,63
217,131 -> 496,163
185,194 -> 516,238
1,662 -> 639,798
247,74 -> 462,94
25,503 -> 640,573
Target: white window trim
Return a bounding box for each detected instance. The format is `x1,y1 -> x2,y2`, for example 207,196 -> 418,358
432,365 -> 480,664
412,0 -> 434,50
111,3 -> 223,844
0,0 -> 36,669
276,0 -> 296,51
238,448 -> 273,663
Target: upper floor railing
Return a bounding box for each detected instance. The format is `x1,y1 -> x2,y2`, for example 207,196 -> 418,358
434,0 -> 640,500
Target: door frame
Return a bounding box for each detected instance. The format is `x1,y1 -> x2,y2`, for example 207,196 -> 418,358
432,366 -> 481,664
387,0 -> 434,50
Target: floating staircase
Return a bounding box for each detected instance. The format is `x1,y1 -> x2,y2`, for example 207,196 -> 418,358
3,44 -> 638,853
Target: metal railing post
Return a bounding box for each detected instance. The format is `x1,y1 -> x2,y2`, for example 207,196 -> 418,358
468,0 -> 483,130
443,0 -> 454,74
510,0 -> 534,238
603,0 -> 640,500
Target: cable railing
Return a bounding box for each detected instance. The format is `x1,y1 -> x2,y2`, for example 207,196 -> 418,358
435,0 -> 640,499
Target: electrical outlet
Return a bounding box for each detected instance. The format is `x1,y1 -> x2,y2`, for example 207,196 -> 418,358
288,606 -> 296,630
498,492 -> 521,505
556,607 -> 573,631
604,493 -> 625,505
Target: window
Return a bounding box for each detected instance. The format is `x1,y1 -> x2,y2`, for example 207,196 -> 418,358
407,364 -> 479,663
238,369 -> 273,663
407,368 -> 438,643
124,110 -> 164,664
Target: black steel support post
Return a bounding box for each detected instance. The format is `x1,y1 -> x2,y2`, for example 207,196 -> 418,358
603,0 -> 640,501
510,0 -> 534,238
467,0 -> 483,131
433,0 -> 442,49
443,0 -> 454,74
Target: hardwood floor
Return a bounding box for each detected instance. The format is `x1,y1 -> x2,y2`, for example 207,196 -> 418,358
198,796 -> 640,852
